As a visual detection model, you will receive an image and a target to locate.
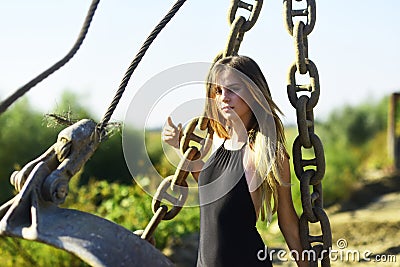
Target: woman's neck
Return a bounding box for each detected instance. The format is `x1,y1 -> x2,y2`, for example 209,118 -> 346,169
225,120 -> 248,149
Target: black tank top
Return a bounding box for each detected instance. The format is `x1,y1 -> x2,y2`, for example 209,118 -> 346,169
197,143 -> 272,266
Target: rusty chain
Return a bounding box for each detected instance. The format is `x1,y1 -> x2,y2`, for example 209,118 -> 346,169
139,0 -> 263,245
139,118 -> 213,243
283,0 -> 332,266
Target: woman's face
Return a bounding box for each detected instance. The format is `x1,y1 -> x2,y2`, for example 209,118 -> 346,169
214,70 -> 253,128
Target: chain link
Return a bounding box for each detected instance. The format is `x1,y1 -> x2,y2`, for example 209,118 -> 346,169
284,0 -> 316,36
228,0 -> 263,32
283,0 -> 332,265
294,21 -> 308,74
224,16 -> 246,57
223,0 -> 263,57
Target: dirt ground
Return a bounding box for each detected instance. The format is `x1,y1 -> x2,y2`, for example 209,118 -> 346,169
164,172 -> 400,266
322,172 -> 400,266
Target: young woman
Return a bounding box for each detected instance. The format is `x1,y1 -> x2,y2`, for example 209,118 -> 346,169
162,55 -> 306,266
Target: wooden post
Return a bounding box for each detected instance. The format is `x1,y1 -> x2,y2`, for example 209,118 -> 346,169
388,93 -> 400,170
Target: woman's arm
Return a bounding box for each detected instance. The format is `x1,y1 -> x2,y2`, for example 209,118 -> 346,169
190,159 -> 204,183
277,156 -> 308,267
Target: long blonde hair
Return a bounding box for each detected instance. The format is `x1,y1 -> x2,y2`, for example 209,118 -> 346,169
205,55 -> 289,223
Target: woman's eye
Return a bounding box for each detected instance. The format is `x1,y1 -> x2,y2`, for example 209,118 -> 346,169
215,87 -> 222,95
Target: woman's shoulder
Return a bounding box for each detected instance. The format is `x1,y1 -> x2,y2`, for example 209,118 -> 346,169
208,134 -> 225,153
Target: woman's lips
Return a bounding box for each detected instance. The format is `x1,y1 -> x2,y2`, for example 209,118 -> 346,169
221,106 -> 233,112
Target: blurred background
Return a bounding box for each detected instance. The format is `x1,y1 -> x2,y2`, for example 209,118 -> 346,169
0,1 -> 399,266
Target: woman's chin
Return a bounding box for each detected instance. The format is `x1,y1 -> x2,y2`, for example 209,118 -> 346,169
221,112 -> 234,120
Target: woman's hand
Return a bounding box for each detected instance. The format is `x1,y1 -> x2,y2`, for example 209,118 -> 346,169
161,117 -> 182,149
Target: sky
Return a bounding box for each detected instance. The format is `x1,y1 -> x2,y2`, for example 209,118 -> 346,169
0,0 -> 399,128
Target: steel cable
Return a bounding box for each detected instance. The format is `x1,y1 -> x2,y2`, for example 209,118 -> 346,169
0,0 -> 101,116
98,0 -> 187,131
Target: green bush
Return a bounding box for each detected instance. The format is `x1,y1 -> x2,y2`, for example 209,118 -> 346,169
0,237 -> 89,267
316,97 -> 389,205
0,100 -> 62,203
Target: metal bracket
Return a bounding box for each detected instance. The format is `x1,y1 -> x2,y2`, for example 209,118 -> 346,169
0,119 -> 173,266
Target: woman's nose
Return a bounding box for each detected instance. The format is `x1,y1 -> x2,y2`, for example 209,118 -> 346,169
220,89 -> 230,102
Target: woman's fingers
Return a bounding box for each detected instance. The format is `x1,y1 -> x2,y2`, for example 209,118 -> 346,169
162,129 -> 177,137
167,116 -> 176,128
163,127 -> 176,134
